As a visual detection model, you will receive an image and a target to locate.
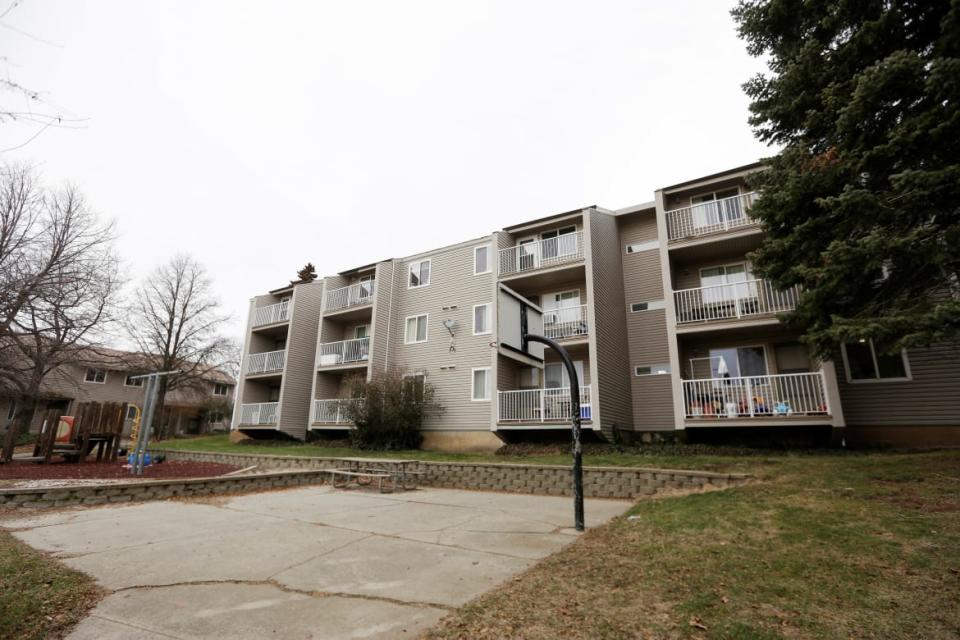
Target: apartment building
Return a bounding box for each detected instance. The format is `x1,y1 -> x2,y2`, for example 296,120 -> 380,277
0,347 -> 236,436
232,163 -> 960,450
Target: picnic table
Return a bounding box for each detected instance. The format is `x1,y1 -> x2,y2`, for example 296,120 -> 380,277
334,458 -> 426,491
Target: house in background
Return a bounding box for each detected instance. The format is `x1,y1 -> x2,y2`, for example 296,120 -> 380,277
0,346 -> 235,437
232,162 -> 960,450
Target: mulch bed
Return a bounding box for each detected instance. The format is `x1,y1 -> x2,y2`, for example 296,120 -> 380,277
0,459 -> 239,481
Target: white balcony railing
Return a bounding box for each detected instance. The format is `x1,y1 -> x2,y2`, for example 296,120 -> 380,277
674,279 -> 800,325
317,337 -> 370,367
312,399 -> 355,425
245,350 -> 286,374
498,386 -> 592,423
543,304 -> 589,339
325,280 -> 376,312
498,231 -> 584,276
252,301 -> 290,327
683,372 -> 829,419
238,402 -> 279,426
666,192 -> 759,241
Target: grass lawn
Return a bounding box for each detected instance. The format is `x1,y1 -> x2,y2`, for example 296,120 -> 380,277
0,530 -> 103,640
155,434 -> 788,472
426,450 -> 960,640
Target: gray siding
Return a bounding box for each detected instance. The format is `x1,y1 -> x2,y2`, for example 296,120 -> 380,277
386,238 -> 496,432
620,210 -> 674,430
276,281 -> 324,439
837,343 -> 960,427
587,210 -> 633,435
370,261 -> 397,377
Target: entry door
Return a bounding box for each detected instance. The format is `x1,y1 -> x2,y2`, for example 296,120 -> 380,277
708,346 -> 767,380
358,274 -> 374,300
544,360 -> 585,389
518,237 -> 538,270
700,263 -> 754,304
540,226 -> 577,260
354,325 -> 370,339
543,290 -> 582,329
690,188 -> 743,229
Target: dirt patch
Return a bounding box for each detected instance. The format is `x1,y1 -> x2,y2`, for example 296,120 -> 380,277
0,460 -> 239,489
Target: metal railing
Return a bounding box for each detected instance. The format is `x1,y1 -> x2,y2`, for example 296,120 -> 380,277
312,399 -> 357,425
498,231 -> 584,276
238,402 -> 279,426
325,280 -> 376,312
666,192 -> 759,241
252,301 -> 290,326
673,279 -> 800,324
317,337 -> 370,366
683,372 -> 829,418
543,304 -> 589,339
245,350 -> 286,374
498,386 -> 592,423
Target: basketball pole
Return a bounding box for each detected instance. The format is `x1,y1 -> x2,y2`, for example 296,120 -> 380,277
523,333 -> 585,532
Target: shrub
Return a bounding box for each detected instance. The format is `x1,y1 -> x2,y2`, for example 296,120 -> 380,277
342,368 -> 443,450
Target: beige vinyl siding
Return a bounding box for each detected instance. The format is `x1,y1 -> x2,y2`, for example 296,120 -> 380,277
837,343 -> 960,427
370,261 -> 396,377
587,210 -> 633,435
386,239 -> 495,432
276,281 -> 324,439
620,210 -> 674,430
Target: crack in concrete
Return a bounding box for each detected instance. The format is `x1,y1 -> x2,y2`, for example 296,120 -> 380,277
110,578 -> 454,611
86,613 -> 187,639
267,533 -> 376,580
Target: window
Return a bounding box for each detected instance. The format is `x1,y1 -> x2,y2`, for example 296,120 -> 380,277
208,412 -> 225,423
405,314 -> 428,344
84,368 -> 106,384
631,300 -> 665,313
700,263 -> 756,304
473,303 -> 491,335
703,346 -> 767,379
544,361 -> 585,388
125,405 -> 139,421
625,240 -> 659,254
471,368 -> 491,401
474,245 -> 490,275
690,188 -> 743,229
358,274 -> 374,299
403,372 -> 426,399
408,259 -> 431,288
213,383 -> 229,396
635,364 -> 671,376
124,374 -> 144,388
354,325 -> 370,339
842,339 -> 910,382
540,226 -> 578,260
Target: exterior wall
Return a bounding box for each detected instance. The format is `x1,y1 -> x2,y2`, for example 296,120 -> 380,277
620,208 -> 675,430
385,237 -> 496,433
836,343 -> 960,428
370,260 -> 397,377
276,281 -> 324,439
587,209 -> 634,436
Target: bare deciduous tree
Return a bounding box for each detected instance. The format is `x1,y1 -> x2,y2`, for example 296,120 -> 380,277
0,178 -> 120,461
125,255 -> 232,439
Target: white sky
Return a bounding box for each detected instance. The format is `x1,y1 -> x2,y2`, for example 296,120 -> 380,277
2,1 -> 772,341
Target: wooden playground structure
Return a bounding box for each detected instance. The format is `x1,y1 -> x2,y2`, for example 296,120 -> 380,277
3,401 -> 129,464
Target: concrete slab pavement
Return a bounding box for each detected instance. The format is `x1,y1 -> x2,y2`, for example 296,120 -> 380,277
4,486 -> 631,639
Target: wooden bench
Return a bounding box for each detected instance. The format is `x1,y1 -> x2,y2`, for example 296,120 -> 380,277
328,469 -> 396,493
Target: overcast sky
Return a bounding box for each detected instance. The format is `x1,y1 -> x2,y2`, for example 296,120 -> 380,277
2,1 -> 772,341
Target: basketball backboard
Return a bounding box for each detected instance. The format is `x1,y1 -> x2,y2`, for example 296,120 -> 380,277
497,283 -> 544,365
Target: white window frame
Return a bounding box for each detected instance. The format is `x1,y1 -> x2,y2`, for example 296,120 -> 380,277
635,364 -> 672,376
404,313 -> 429,344
124,374 -> 144,388
472,303 -> 491,335
83,368 -> 106,384
840,340 -> 912,384
630,300 -> 666,313
471,367 -> 491,401
125,405 -> 138,421
408,258 -> 431,289
473,245 -> 491,275
213,383 -> 229,396
402,371 -> 426,400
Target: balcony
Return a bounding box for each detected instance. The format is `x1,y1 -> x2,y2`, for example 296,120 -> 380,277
252,301 -> 290,327
317,337 -> 370,368
245,350 -> 285,375
543,305 -> 589,340
499,231 -> 584,277
498,386 -> 592,424
312,398 -> 360,425
325,280 -> 376,313
683,372 -> 830,420
238,402 -> 279,426
674,279 -> 800,327
666,192 -> 759,242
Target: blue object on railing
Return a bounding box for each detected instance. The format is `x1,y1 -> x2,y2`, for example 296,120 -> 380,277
580,405 -> 592,420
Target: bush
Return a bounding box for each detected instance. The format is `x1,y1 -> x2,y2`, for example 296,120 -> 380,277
342,369 -> 443,450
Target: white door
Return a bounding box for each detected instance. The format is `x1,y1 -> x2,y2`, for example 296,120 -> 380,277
543,290 -> 582,332
358,275 -> 373,300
